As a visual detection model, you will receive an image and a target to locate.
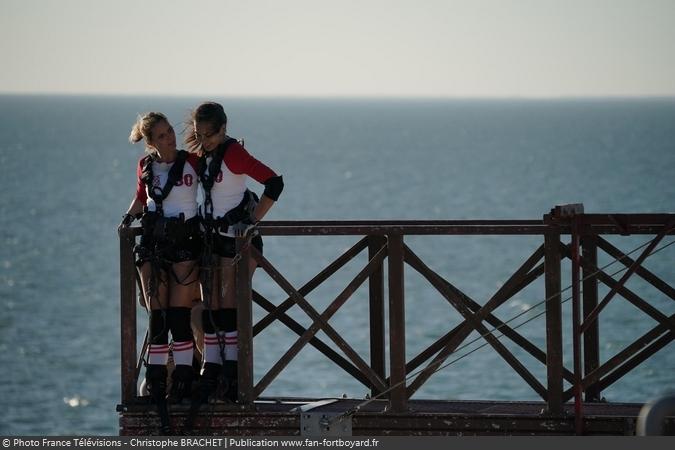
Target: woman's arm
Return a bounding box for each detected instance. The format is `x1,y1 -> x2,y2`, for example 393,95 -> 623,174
118,197 -> 144,232
125,197 -> 145,217
252,194 -> 275,222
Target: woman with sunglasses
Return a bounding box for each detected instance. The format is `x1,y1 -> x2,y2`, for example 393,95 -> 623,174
185,102 -> 283,403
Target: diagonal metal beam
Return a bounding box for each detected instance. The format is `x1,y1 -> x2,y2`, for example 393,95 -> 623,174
254,237 -> 370,334
571,313 -> 675,399
402,260 -> 574,384
595,272 -> 675,332
560,243 -> 675,334
589,332 -> 674,395
404,245 -> 547,399
596,236 -> 675,302
581,220 -> 675,334
252,290 -> 371,387
251,246 -> 388,396
401,244 -> 547,394
563,323 -> 674,401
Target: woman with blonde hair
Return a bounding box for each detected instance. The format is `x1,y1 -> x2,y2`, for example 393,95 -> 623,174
120,112 -> 202,432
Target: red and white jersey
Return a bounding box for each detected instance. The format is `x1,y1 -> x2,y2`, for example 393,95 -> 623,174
202,140 -> 277,234
135,152 -> 200,219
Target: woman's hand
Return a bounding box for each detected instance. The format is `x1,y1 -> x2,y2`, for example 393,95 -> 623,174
230,216 -> 258,237
118,213 -> 135,233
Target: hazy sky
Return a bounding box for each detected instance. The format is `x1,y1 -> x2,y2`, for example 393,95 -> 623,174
2,0 -> 675,97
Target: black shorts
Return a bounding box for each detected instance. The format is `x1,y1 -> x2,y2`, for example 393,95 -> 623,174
213,234 -> 263,259
135,217 -> 203,265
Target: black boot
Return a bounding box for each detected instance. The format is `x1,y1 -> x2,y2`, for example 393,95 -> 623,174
146,364 -> 168,402
167,365 -> 194,404
184,363 -> 220,434
198,363 -> 222,403
223,361 -> 238,403
146,365 -> 171,435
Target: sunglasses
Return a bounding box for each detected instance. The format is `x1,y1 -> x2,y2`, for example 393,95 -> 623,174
194,129 -> 219,141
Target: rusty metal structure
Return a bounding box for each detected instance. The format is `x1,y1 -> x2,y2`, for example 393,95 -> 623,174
117,206 -> 675,435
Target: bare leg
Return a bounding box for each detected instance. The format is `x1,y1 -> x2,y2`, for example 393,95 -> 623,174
168,260 -> 200,308
216,256 -> 257,309
138,262 -> 169,310
218,257 -> 236,309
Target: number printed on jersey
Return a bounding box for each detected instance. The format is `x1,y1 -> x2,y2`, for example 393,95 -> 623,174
175,174 -> 194,187
153,174 -> 194,187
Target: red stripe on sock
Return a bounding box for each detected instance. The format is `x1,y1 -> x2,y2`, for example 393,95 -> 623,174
172,341 -> 193,350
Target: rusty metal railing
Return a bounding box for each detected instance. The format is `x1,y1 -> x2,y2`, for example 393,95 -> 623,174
119,208 -> 675,423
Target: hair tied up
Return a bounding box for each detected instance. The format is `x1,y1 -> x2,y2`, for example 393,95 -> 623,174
128,112 -> 168,147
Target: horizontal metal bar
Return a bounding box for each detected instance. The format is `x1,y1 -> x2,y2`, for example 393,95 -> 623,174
578,214 -> 675,225
258,225 -> 548,235
129,219 -> 675,236
256,225 -> 673,236
587,226 -> 675,235
256,219 -> 675,236
262,220 -> 543,226
262,215 -> 675,228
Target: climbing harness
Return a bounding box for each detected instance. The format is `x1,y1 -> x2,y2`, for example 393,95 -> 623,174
198,138 -> 236,224
135,150 -> 201,434
198,138 -> 259,234
184,139 -> 260,433
141,150 -> 189,216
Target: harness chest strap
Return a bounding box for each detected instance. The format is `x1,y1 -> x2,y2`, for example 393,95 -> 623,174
140,150 -> 189,214
198,138 -> 237,190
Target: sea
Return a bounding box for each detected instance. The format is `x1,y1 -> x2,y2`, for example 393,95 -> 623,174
0,95 -> 673,435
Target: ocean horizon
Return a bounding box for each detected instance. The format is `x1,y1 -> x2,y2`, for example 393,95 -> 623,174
0,95 -> 673,435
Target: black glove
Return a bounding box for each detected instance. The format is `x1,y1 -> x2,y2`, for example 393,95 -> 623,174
230,215 -> 259,238
118,213 -> 135,233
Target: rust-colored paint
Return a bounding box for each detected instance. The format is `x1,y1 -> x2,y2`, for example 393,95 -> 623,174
119,211 -> 675,435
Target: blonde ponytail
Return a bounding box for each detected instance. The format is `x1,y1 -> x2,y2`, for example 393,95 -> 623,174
128,112 -> 168,148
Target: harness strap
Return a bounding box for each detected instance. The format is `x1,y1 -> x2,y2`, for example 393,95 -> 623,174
141,150 -> 189,215
213,189 -> 258,230
199,138 -> 237,221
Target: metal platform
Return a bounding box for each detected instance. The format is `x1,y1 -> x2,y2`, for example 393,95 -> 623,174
118,397 -> 675,436
118,211 -> 675,436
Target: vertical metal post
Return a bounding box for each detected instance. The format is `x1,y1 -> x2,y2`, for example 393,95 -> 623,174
387,233 -> 407,412
544,214 -> 563,414
236,237 -> 254,410
570,218 -> 584,434
119,228 -> 137,404
581,233 -> 600,402
368,235 -> 386,397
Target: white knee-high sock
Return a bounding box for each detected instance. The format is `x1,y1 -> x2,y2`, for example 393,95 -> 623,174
220,331 -> 238,361
148,344 -> 169,365
172,340 -> 193,366
204,333 -> 224,365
